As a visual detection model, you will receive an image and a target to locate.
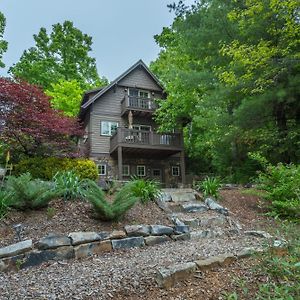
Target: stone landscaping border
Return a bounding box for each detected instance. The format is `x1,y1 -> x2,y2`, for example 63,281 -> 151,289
0,224 -> 189,272
156,247 -> 264,289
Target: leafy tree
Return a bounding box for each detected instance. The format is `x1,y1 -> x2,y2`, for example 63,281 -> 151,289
0,78 -> 83,158
152,0 -> 300,181
0,11 -> 8,68
45,79 -> 84,117
9,21 -> 106,90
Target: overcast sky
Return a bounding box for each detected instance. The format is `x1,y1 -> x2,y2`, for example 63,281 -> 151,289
0,0 -> 187,81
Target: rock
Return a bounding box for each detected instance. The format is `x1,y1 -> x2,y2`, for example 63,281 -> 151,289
156,262 -> 196,288
171,192 -> 196,203
174,225 -> 190,234
0,240 -> 33,259
171,216 -> 185,226
144,235 -> 171,246
200,216 -> 226,227
205,198 -> 229,215
111,237 -> 145,250
222,184 -> 239,190
22,246 -> 74,269
124,225 -> 150,237
108,230 -> 127,240
74,240 -> 112,259
195,253 -> 236,270
180,218 -> 199,227
98,231 -> 110,240
158,192 -> 172,202
190,230 -> 209,239
273,239 -> 287,248
150,225 -> 174,236
244,230 -> 272,239
68,232 -> 101,246
36,235 -> 71,250
236,247 -> 256,258
181,202 -> 208,213
171,233 -> 191,241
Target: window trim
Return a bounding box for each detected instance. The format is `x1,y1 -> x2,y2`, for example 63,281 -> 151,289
172,166 -> 180,177
137,165 -> 146,177
122,165 -> 130,176
98,164 -> 106,176
100,121 -> 118,136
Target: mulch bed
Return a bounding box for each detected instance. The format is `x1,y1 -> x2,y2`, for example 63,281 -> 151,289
0,198 -> 171,247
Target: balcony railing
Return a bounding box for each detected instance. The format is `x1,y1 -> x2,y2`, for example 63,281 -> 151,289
110,128 -> 183,152
121,95 -> 157,114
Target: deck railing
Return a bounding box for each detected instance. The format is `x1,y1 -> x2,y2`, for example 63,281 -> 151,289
110,128 -> 183,151
121,95 -> 157,113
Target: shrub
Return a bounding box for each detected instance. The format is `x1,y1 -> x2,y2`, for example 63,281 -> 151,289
84,180 -> 138,221
14,157 -> 98,181
53,170 -> 85,201
5,173 -> 58,210
254,159 -> 300,220
0,188 -> 11,219
126,177 -> 161,204
196,177 -> 221,199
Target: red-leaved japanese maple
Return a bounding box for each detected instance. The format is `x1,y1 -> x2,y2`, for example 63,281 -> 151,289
0,78 -> 83,157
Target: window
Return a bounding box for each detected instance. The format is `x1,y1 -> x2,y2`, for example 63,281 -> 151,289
172,166 -> 180,176
122,165 -> 130,176
132,124 -> 151,131
128,89 -> 150,98
153,169 -> 161,177
139,90 -> 150,99
98,164 -> 106,176
101,121 -> 118,136
137,165 -> 146,177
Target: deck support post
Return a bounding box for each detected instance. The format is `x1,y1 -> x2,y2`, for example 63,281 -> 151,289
118,146 -> 123,181
180,150 -> 186,186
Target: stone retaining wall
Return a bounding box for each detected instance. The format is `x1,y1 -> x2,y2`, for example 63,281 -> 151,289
0,224 -> 189,272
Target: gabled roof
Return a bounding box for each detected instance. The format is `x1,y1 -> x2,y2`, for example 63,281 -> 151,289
81,59 -> 164,111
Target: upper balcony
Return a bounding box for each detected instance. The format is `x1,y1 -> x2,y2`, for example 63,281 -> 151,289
121,95 -> 157,116
110,127 -> 183,157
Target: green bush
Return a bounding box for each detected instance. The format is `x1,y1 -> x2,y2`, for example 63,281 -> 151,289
196,177 -> 221,199
126,177 -> 161,204
84,180 -> 138,221
53,170 -> 85,201
0,188 -> 11,219
5,173 -> 58,210
256,161 -> 300,220
14,157 -> 98,181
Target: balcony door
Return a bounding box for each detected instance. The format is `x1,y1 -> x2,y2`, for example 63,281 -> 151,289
131,124 -> 151,144
128,88 -> 151,109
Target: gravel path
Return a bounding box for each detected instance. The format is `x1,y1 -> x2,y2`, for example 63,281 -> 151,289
0,235 -> 264,300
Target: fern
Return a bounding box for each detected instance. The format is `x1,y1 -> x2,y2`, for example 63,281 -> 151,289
83,179 -> 138,221
5,173 -> 58,210
0,189 -> 11,219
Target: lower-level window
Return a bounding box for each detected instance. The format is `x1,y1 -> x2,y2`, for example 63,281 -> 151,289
98,164 -> 106,176
172,166 -> 180,176
122,165 -> 130,176
153,169 -> 161,177
137,165 -> 146,177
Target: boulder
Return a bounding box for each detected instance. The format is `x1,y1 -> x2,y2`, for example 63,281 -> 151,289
68,232 -> 101,246
36,235 -> 71,250
111,237 -> 145,250
195,253 -> 236,270
108,230 -> 127,240
171,216 -> 185,226
144,235 -> 171,246
124,225 -> 150,237
171,192 -> 196,203
22,246 -> 74,269
158,192 -> 172,202
74,240 -> 112,259
156,262 -> 196,288
174,225 -> 190,234
180,218 -> 199,227
200,216 -> 226,227
98,231 -> 110,240
0,240 -> 33,259
150,225 -> 174,236
181,202 -> 208,213
205,198 -> 229,215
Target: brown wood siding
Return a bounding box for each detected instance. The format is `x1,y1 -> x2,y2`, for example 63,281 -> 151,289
118,67 -> 162,91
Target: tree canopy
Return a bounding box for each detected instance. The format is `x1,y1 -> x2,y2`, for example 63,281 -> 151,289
0,78 -> 83,158
9,20 -> 106,90
0,11 -> 8,68
152,0 -> 300,181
